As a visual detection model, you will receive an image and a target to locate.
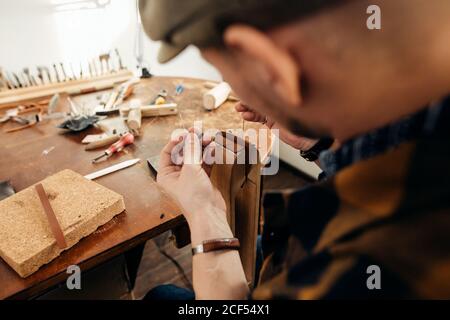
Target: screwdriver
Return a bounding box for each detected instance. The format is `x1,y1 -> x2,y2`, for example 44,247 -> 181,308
92,132 -> 134,163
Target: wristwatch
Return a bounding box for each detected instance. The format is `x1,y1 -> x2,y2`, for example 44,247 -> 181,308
300,137 -> 334,162
192,238 -> 240,255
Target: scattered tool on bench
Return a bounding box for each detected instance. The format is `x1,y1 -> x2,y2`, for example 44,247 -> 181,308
150,89 -> 168,105
0,49 -> 133,109
203,82 -> 239,110
2,103 -> 47,133
1,94 -> 69,133
121,100 -> 178,135
84,158 -> 140,180
82,133 -> 110,144
85,134 -> 121,150
125,100 -> 142,135
175,84 -> 184,96
92,132 -> 135,163
120,102 -> 178,118
95,78 -> 139,116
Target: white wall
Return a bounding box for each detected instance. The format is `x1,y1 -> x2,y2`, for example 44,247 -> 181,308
0,0 -> 320,177
0,0 -> 221,80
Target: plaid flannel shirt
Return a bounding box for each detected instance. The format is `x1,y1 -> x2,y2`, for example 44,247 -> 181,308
253,96 -> 450,299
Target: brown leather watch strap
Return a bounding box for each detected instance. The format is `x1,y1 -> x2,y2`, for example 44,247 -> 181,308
35,183 -> 67,249
192,238 -> 240,255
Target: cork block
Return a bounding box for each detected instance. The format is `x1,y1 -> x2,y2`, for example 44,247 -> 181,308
0,169 -> 125,278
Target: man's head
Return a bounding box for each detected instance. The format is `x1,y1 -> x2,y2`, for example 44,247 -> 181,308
140,0 -> 450,141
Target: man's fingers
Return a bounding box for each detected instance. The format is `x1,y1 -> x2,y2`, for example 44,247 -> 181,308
159,135 -> 184,169
235,102 -> 249,112
183,133 -> 202,165
187,126 -> 214,147
203,141 -> 216,165
202,141 -> 216,176
235,102 -> 266,122
202,134 -> 213,147
242,111 -> 258,121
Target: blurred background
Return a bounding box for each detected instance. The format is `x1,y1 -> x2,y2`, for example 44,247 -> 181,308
0,0 -> 321,177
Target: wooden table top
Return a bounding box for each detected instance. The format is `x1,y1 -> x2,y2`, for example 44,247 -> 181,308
0,76 -> 267,299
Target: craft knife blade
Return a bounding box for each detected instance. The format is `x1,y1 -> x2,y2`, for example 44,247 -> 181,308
84,158 -> 140,180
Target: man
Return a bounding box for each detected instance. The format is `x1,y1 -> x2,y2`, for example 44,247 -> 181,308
140,0 -> 450,299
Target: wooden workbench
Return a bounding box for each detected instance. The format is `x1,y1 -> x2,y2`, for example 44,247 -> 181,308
0,76 -> 267,299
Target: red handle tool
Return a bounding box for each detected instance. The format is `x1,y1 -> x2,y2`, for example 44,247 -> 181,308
92,132 -> 134,163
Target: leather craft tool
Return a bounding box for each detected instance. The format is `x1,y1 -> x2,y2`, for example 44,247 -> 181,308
150,89 -> 168,105
203,82 -> 233,110
95,78 -> 138,115
82,133 -> 111,144
60,63 -> 69,81
85,134 -> 121,150
12,73 -> 23,88
53,64 -> 61,83
120,103 -> 178,118
92,132 -> 135,163
0,51 -> 133,108
84,158 -> 140,180
126,102 -> 142,135
115,48 -> 125,70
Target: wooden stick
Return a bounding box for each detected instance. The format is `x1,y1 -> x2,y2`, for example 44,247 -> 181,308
120,103 -> 178,118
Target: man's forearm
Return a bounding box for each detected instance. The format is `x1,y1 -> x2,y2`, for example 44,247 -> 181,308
188,207 -> 250,300
193,250 -> 249,299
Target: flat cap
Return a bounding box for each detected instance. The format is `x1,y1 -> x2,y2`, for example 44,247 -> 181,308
139,0 -> 340,63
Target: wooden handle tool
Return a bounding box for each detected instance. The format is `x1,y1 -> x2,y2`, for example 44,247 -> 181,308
120,103 -> 178,118
203,82 -> 232,110
127,106 -> 142,133
85,134 -> 120,150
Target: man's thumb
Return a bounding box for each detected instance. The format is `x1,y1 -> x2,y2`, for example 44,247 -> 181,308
183,133 -> 202,165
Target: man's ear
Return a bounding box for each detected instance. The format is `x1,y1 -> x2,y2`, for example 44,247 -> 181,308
224,24 -> 301,107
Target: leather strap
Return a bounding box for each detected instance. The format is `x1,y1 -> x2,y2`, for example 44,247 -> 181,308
192,238 -> 240,255
35,183 -> 67,249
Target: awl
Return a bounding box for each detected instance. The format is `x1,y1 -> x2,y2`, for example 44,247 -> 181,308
84,158 -> 140,180
92,132 -> 134,163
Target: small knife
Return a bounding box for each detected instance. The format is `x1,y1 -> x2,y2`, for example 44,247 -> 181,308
84,158 -> 140,180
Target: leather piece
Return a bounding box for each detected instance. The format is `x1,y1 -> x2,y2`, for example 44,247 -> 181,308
34,183 -> 67,249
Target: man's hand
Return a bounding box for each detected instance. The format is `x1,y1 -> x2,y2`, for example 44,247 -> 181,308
157,132 -> 233,245
236,102 -> 318,151
157,132 -> 249,299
